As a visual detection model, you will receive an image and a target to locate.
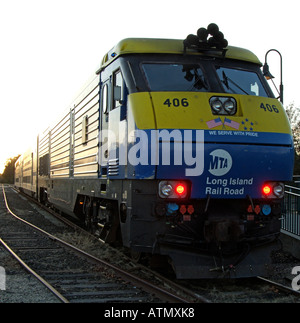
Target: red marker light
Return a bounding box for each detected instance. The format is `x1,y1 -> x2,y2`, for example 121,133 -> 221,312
262,184 -> 272,196
175,184 -> 185,195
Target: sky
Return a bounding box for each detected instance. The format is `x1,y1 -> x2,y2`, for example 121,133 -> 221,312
0,0 -> 299,173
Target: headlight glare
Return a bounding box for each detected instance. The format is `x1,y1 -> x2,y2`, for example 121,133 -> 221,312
273,184 -> 284,198
211,99 -> 223,112
224,99 -> 236,115
161,184 -> 173,197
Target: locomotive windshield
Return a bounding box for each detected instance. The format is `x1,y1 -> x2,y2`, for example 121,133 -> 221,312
142,63 -> 209,92
216,66 -> 268,97
135,56 -> 272,98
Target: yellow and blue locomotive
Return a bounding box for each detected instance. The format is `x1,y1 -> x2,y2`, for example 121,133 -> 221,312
15,24 -> 294,278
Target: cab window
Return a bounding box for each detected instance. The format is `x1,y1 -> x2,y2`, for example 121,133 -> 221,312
102,83 -> 109,114
216,66 -> 268,97
112,69 -> 123,109
142,63 -> 209,92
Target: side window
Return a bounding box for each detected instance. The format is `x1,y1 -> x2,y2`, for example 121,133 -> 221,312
112,69 -> 123,110
82,115 -> 88,144
102,83 -> 109,114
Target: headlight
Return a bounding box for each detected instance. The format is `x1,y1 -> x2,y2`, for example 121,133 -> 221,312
211,99 -> 223,113
160,184 -> 173,197
273,184 -> 284,198
224,99 -> 237,115
262,184 -> 272,196
262,182 -> 285,198
209,96 -> 237,115
159,181 -> 188,199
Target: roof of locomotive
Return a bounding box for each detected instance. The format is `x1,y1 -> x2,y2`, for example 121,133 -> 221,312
98,38 -> 262,72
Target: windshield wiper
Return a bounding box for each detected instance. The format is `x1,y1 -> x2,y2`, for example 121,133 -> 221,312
222,71 -> 249,95
187,69 -> 208,91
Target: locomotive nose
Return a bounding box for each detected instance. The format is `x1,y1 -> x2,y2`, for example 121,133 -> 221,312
204,219 -> 243,242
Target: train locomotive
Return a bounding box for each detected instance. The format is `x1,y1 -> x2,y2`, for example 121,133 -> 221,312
15,24 -> 294,278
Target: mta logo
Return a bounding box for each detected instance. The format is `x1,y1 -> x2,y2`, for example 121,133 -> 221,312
210,155 -> 229,169
208,149 -> 232,176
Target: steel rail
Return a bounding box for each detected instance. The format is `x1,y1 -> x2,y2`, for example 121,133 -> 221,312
2,185 -> 199,303
1,185 -> 69,303
257,276 -> 300,297
0,237 -> 69,303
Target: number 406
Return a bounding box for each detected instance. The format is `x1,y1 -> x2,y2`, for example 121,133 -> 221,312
260,103 -> 279,113
164,98 -> 189,108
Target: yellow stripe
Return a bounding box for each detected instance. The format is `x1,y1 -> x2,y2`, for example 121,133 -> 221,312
129,92 -> 292,135
128,92 -> 156,129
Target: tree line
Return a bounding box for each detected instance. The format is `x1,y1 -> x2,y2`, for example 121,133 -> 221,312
0,155 -> 20,184
285,103 -> 300,174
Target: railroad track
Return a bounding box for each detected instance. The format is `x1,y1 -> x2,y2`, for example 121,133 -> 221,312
178,275 -> 300,303
257,276 -> 300,298
0,185 -> 207,303
2,184 -> 299,303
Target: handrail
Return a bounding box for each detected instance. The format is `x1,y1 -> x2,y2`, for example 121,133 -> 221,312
282,184 -> 300,238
